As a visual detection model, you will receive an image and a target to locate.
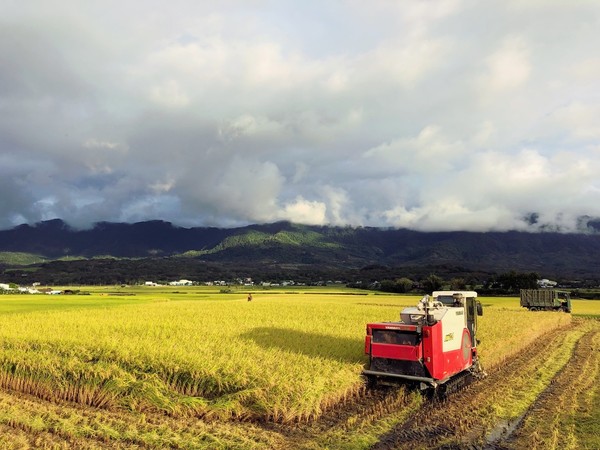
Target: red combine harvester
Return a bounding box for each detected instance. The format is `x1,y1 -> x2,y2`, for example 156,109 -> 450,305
364,291 -> 485,394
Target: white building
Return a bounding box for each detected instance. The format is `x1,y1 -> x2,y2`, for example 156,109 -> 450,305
169,279 -> 193,286
18,287 -> 40,294
538,279 -> 557,288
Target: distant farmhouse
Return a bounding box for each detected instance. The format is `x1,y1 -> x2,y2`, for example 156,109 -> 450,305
0,283 -> 43,294
169,279 -> 193,286
538,279 -> 558,288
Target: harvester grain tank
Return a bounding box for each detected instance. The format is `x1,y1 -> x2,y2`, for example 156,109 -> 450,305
363,291 -> 484,392
520,289 -> 571,312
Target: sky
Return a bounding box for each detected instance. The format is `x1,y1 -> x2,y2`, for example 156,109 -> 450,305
1,0 -> 600,232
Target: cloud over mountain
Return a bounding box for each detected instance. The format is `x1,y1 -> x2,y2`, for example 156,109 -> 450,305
1,1 -> 599,232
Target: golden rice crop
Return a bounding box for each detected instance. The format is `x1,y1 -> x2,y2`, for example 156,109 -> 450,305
0,290 -> 575,424
475,296 -> 572,369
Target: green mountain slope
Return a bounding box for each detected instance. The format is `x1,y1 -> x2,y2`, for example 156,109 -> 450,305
2,220 -> 600,279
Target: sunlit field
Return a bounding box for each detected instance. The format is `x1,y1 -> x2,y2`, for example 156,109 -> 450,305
0,286 -> 595,448
0,287 -> 402,423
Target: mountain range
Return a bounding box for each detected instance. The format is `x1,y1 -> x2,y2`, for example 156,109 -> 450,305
1,219 -> 600,280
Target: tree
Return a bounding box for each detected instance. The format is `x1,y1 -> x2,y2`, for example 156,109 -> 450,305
497,271 -> 539,292
422,274 -> 444,293
483,271 -> 539,294
449,277 -> 466,290
380,280 -> 399,293
395,277 -> 414,293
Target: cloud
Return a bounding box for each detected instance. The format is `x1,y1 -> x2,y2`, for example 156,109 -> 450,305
0,1 -> 599,232
280,196 -> 327,225
363,125 -> 467,174
480,35 -> 532,92
550,102 -> 600,141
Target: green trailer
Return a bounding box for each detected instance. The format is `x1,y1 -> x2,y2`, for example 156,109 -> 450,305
519,289 -> 571,313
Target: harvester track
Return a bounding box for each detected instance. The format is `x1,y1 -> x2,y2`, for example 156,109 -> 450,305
435,367 -> 482,399
485,325 -> 600,450
369,320 -> 583,450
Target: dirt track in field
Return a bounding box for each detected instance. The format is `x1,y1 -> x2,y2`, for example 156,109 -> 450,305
486,324 -> 600,450
367,320 -> 592,450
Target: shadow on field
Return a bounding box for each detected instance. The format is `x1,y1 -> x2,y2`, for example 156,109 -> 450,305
241,327 -> 366,364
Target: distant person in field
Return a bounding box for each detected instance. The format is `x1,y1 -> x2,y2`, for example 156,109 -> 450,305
247,293 -> 253,302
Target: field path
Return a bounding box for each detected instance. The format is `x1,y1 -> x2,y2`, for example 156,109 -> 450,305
367,319 -> 594,450
487,323 -> 600,450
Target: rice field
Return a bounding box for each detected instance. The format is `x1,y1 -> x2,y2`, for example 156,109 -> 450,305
0,286 -> 596,448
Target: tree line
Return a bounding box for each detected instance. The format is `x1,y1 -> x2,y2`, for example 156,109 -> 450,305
0,257 -> 586,295
350,270 -> 541,295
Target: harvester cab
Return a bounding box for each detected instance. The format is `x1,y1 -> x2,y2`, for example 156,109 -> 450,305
364,291 -> 484,392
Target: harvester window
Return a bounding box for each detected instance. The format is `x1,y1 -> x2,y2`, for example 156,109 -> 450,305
372,330 -> 419,345
436,295 -> 455,306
